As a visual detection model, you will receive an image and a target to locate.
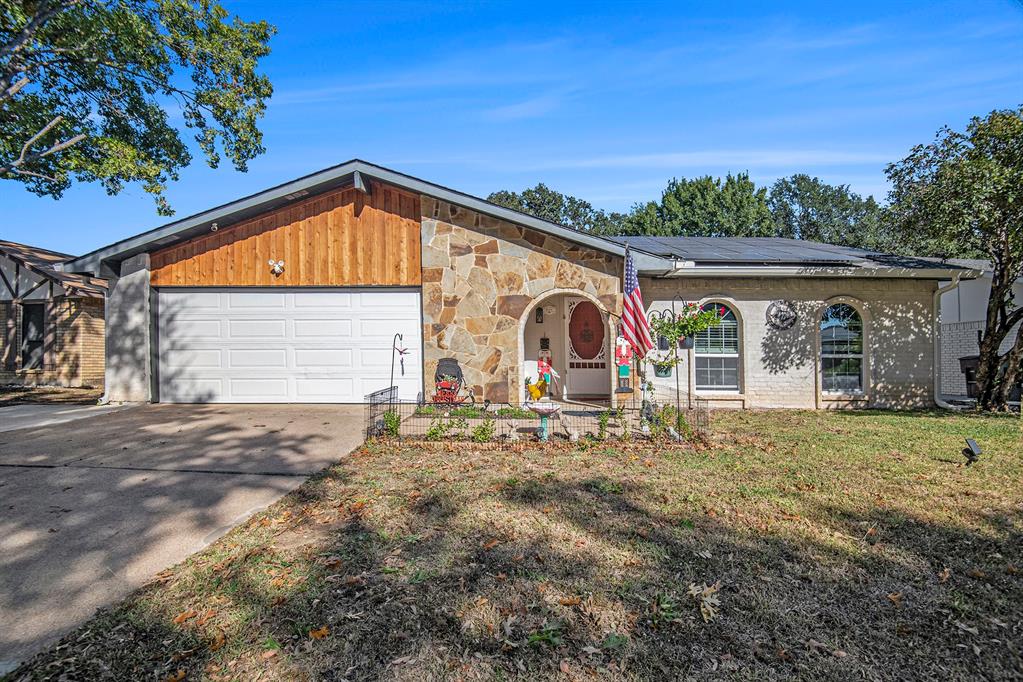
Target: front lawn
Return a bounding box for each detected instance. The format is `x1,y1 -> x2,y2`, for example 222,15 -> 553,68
8,410 -> 1021,680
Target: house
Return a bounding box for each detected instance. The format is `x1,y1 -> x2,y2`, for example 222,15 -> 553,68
936,259 -> 1022,400
61,160 -> 977,408
0,240 -> 106,388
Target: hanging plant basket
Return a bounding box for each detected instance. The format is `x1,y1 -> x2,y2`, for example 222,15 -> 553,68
678,336 -> 695,349
653,364 -> 673,378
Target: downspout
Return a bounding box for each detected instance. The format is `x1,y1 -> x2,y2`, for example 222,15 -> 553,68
933,273 -> 963,410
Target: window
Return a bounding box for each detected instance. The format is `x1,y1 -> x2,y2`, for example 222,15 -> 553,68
695,303 -> 739,391
820,303 -> 863,393
21,303 -> 45,370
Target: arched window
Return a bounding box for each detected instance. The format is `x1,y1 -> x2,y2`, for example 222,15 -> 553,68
695,303 -> 740,391
820,303 -> 864,393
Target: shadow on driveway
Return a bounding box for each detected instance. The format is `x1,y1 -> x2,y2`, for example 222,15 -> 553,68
0,403 -> 364,671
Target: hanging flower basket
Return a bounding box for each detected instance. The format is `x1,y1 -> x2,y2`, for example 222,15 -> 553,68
678,336 -> 694,349
653,364 -> 673,378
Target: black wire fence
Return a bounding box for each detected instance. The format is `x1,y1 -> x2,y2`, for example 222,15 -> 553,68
365,393 -> 709,443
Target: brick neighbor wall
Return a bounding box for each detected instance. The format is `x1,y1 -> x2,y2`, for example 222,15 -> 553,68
0,297 -> 105,388
939,320 -> 1021,397
642,277 -> 938,410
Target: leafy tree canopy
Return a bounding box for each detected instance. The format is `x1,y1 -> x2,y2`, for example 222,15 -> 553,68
886,105 -> 1023,410
0,0 -> 275,214
621,172 -> 775,238
486,183 -> 626,235
767,174 -> 899,253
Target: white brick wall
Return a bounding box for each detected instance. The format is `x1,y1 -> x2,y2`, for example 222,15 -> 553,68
641,277 -> 938,409
939,320 -> 1021,397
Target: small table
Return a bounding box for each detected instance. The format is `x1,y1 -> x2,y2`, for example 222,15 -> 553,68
525,400 -> 561,441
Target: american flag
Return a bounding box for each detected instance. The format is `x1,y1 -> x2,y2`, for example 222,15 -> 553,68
621,246 -> 654,358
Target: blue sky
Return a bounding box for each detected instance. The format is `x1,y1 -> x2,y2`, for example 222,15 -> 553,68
3,0 -> 1022,254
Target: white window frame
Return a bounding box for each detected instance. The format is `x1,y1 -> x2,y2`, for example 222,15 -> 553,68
819,302 -> 865,395
694,302 -> 740,392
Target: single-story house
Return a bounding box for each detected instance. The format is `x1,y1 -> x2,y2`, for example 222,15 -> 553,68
936,259 -> 1022,400
1,240 -> 106,387
60,160 -> 978,408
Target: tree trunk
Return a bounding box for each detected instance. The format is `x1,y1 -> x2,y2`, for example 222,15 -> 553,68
975,272 -> 1013,411
994,329 -> 1023,409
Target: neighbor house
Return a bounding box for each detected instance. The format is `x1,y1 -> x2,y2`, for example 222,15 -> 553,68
60,160 -> 977,408
936,259 -> 1022,400
1,240 -> 106,388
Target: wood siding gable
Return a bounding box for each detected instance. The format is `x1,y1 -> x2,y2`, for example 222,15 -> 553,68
151,184 -> 422,287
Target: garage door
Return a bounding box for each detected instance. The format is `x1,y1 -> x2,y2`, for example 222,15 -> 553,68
156,288 -> 423,403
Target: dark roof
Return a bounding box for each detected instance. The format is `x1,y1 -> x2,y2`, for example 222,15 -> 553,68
63,159 -> 976,281
66,159 -> 669,276
610,236 -> 970,271
0,240 -> 106,297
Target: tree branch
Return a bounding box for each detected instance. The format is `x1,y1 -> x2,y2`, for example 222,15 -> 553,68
0,0 -> 81,96
0,114 -> 86,176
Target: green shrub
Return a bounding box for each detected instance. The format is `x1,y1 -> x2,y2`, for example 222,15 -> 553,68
597,410 -> 611,440
382,409 -> 401,437
471,418 -> 496,443
496,405 -> 537,419
449,405 -> 486,419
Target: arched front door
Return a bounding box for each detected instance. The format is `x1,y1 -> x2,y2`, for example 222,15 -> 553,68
565,297 -> 608,396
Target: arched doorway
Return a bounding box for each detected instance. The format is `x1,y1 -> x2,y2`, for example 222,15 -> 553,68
518,289 -> 613,403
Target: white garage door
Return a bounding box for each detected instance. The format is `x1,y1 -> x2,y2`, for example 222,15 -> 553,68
157,288 -> 423,403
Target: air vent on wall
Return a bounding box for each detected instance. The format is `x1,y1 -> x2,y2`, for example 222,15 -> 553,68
284,189 -> 309,201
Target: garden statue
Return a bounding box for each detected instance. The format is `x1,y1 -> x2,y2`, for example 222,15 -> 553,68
615,335 -> 634,392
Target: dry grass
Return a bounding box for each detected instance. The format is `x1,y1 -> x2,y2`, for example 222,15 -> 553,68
7,409 -> 1022,681
0,385 -> 102,405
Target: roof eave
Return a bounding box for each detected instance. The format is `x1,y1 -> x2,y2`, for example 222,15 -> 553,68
658,264 -> 984,280
66,160 -> 670,276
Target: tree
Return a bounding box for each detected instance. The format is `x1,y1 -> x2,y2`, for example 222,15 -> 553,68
887,106 -> 1023,411
619,172 -> 776,237
768,174 -> 899,252
486,183 -> 626,234
0,0 -> 275,214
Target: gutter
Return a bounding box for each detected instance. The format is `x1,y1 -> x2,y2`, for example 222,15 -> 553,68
933,273 -> 965,411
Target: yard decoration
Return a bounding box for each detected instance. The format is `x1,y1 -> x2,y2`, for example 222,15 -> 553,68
615,336 -> 634,392
525,399 -> 560,441
431,357 -> 475,404
647,300 -> 722,440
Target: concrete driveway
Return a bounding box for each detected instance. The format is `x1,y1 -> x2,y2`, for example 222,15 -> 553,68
0,403 -> 365,672
0,403 -> 130,433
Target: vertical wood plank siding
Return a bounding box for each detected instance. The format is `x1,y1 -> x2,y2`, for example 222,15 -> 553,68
150,184 -> 422,287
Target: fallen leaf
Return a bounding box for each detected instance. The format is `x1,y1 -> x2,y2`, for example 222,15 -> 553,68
210,631 -> 227,652
163,670 -> 186,682
938,567 -> 951,583
309,625 -> 330,640
483,539 -> 501,551
559,596 -> 581,606
195,610 -> 216,627
1006,564 -> 1019,576
261,649 -> 278,660
955,621 -> 979,635
887,592 -> 903,607
832,649 -> 847,658
966,568 -> 987,580
495,572 -> 507,582
322,556 -> 343,569
559,659 -> 571,674
173,609 -> 198,625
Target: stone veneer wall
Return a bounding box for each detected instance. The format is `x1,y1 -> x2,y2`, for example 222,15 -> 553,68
642,277 -> 938,409
420,197 -> 622,402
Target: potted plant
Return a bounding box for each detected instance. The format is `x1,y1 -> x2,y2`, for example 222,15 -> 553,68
646,348 -> 675,377
649,302 -> 722,356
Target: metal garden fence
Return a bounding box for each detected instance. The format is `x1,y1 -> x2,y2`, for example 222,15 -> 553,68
364,394 -> 709,443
